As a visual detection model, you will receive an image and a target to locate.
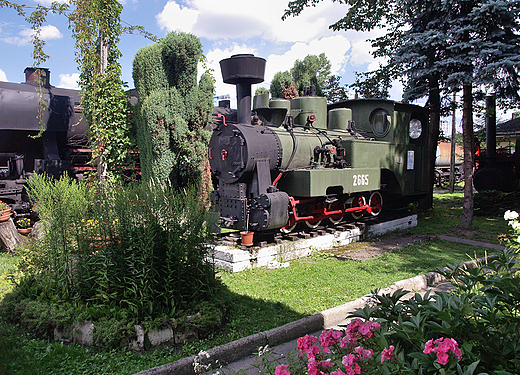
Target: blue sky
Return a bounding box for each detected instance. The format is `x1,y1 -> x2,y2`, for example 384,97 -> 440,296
0,0 -> 397,101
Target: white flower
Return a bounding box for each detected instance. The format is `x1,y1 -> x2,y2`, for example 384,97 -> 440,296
512,221 -> 520,231
504,210 -> 519,221
517,236 -> 520,244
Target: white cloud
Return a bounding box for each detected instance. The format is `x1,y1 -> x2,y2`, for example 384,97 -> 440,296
57,73 -> 80,89
349,39 -> 375,67
156,0 -> 349,44
0,69 -> 7,82
2,25 -> 63,46
207,36 -> 351,97
156,1 -> 199,33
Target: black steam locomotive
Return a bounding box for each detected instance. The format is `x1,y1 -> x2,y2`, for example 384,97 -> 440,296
0,68 -> 90,215
209,54 -> 431,234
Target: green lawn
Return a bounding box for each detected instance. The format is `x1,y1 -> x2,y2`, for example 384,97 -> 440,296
0,191 -> 512,375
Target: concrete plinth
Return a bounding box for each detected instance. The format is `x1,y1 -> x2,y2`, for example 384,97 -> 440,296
210,214 -> 417,272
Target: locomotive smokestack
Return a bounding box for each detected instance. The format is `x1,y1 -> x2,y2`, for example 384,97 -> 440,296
485,93 -> 496,163
24,67 -> 50,87
219,54 -> 266,124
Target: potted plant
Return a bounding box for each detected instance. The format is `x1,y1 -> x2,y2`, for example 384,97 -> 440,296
0,200 -> 11,222
16,218 -> 32,235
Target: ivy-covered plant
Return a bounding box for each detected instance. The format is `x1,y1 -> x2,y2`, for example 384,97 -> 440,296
0,0 -> 155,180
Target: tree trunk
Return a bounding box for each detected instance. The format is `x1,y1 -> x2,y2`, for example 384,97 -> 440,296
0,218 -> 26,253
418,81 -> 440,209
461,84 -> 474,229
449,92 -> 457,193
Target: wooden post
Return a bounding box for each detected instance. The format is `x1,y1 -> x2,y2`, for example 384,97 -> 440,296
0,218 -> 26,253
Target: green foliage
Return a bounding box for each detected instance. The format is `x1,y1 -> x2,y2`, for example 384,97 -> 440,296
291,53 -> 331,97
269,53 -> 343,101
69,0 -> 136,180
255,87 -> 269,95
270,70 -> 293,99
133,32 -> 214,187
16,174 -> 218,325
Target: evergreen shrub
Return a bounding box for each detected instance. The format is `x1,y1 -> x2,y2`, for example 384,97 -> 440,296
132,31 -> 214,187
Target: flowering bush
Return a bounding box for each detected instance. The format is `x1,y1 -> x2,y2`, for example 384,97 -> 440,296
423,337 -> 462,366
271,319 -> 463,375
255,210 -> 520,375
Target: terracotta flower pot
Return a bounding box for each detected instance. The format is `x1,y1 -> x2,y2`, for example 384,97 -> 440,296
240,231 -> 254,246
17,228 -> 32,235
0,208 -> 11,222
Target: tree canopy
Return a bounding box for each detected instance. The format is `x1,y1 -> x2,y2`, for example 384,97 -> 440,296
270,53 -> 348,102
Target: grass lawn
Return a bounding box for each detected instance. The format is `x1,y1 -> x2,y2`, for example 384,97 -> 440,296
0,191 -> 512,375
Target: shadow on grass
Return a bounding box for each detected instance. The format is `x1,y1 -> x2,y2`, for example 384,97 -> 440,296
0,280 -> 307,375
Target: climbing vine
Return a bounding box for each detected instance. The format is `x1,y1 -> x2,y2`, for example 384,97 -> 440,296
0,0 -> 156,180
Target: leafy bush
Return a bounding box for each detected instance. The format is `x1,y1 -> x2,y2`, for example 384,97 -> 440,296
4,173 -> 222,347
252,211 -> 520,375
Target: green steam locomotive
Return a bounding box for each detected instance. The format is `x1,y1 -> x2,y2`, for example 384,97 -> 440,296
209,54 -> 430,233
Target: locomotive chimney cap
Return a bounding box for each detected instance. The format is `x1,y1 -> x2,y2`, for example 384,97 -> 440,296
220,54 -> 266,85
24,67 -> 51,87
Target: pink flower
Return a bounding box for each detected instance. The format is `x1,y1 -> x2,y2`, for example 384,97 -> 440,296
436,352 -> 450,365
331,370 -> 347,375
423,337 -> 462,365
307,358 -> 334,375
298,334 -> 319,356
320,329 -> 343,353
381,345 -> 395,363
275,364 -> 291,375
369,321 -> 381,331
354,345 -> 374,358
342,354 -> 356,367
340,334 -> 358,348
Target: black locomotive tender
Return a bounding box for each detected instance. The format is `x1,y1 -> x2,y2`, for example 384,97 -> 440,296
0,68 -> 90,217
209,55 -> 431,236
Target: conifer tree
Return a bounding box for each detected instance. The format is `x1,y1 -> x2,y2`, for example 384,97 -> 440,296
132,32 -> 214,188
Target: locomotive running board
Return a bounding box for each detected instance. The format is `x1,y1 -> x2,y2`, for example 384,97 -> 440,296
208,214 -> 417,272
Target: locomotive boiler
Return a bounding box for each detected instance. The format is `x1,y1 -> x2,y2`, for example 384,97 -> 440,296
209,54 -> 430,234
0,68 -> 89,214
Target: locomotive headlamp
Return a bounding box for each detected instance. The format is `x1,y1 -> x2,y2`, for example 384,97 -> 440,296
409,118 -> 422,139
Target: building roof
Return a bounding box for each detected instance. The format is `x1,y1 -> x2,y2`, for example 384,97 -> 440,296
497,117 -> 520,136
